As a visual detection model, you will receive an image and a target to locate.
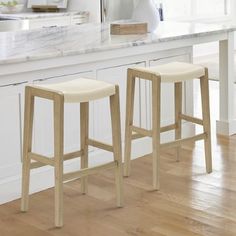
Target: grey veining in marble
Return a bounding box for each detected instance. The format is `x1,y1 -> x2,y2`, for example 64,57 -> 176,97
0,21 -> 235,65
0,11 -> 89,20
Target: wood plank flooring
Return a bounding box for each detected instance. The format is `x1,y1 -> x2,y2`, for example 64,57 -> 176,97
1,81 -> 236,235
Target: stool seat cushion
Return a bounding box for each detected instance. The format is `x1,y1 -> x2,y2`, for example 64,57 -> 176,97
134,62 -> 206,82
33,78 -> 116,103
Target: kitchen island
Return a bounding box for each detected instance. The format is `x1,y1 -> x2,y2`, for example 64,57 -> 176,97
0,21 -> 235,203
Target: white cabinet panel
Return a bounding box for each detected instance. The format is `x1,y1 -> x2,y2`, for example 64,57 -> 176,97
95,62 -> 145,144
32,71 -> 93,156
0,86 -> 23,179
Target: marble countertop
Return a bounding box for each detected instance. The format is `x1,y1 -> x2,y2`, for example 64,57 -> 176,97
0,21 -> 235,65
0,11 -> 89,20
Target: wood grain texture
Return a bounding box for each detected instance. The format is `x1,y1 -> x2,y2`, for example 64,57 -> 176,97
175,82 -> 182,162
200,69 -> 213,173
3,81 -> 236,235
152,75 -> 161,190
21,87 -> 35,213
80,102 -> 89,194
53,93 -> 64,227
110,22 -> 148,35
110,85 -> 124,207
124,69 -> 136,177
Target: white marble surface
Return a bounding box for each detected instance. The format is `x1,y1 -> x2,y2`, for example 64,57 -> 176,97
0,11 -> 89,20
0,21 -> 235,65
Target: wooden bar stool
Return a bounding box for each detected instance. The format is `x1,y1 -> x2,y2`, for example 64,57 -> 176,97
21,78 -> 123,227
124,62 -> 212,190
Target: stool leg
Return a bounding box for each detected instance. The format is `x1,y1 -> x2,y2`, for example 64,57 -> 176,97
124,69 -> 136,177
21,87 -> 35,212
54,94 -> 64,227
152,77 -> 161,190
110,86 -> 124,207
80,102 -> 89,194
175,82 -> 182,162
200,70 -> 212,173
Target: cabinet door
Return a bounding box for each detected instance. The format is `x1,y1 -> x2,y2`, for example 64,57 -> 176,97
94,62 -> 145,145
0,83 -> 25,180
32,71 -> 93,157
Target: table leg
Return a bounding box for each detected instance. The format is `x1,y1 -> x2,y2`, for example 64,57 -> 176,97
217,31 -> 236,136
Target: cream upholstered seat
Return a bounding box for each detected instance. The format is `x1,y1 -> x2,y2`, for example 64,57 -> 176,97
33,78 -> 116,103
135,62 -> 205,83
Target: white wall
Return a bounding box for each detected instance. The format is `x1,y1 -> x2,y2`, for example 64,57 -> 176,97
194,0 -> 236,57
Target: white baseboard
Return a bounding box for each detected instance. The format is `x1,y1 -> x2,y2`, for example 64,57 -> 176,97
216,119 -> 236,136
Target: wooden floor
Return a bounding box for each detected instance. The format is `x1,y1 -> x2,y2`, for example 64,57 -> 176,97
1,81 -> 236,236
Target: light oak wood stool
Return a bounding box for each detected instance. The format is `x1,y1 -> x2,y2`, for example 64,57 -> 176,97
124,62 -> 212,190
21,78 -> 124,227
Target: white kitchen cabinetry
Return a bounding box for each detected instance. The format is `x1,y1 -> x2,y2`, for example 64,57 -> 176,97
32,71 -> 93,157
0,82 -> 26,180
27,14 -> 89,29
